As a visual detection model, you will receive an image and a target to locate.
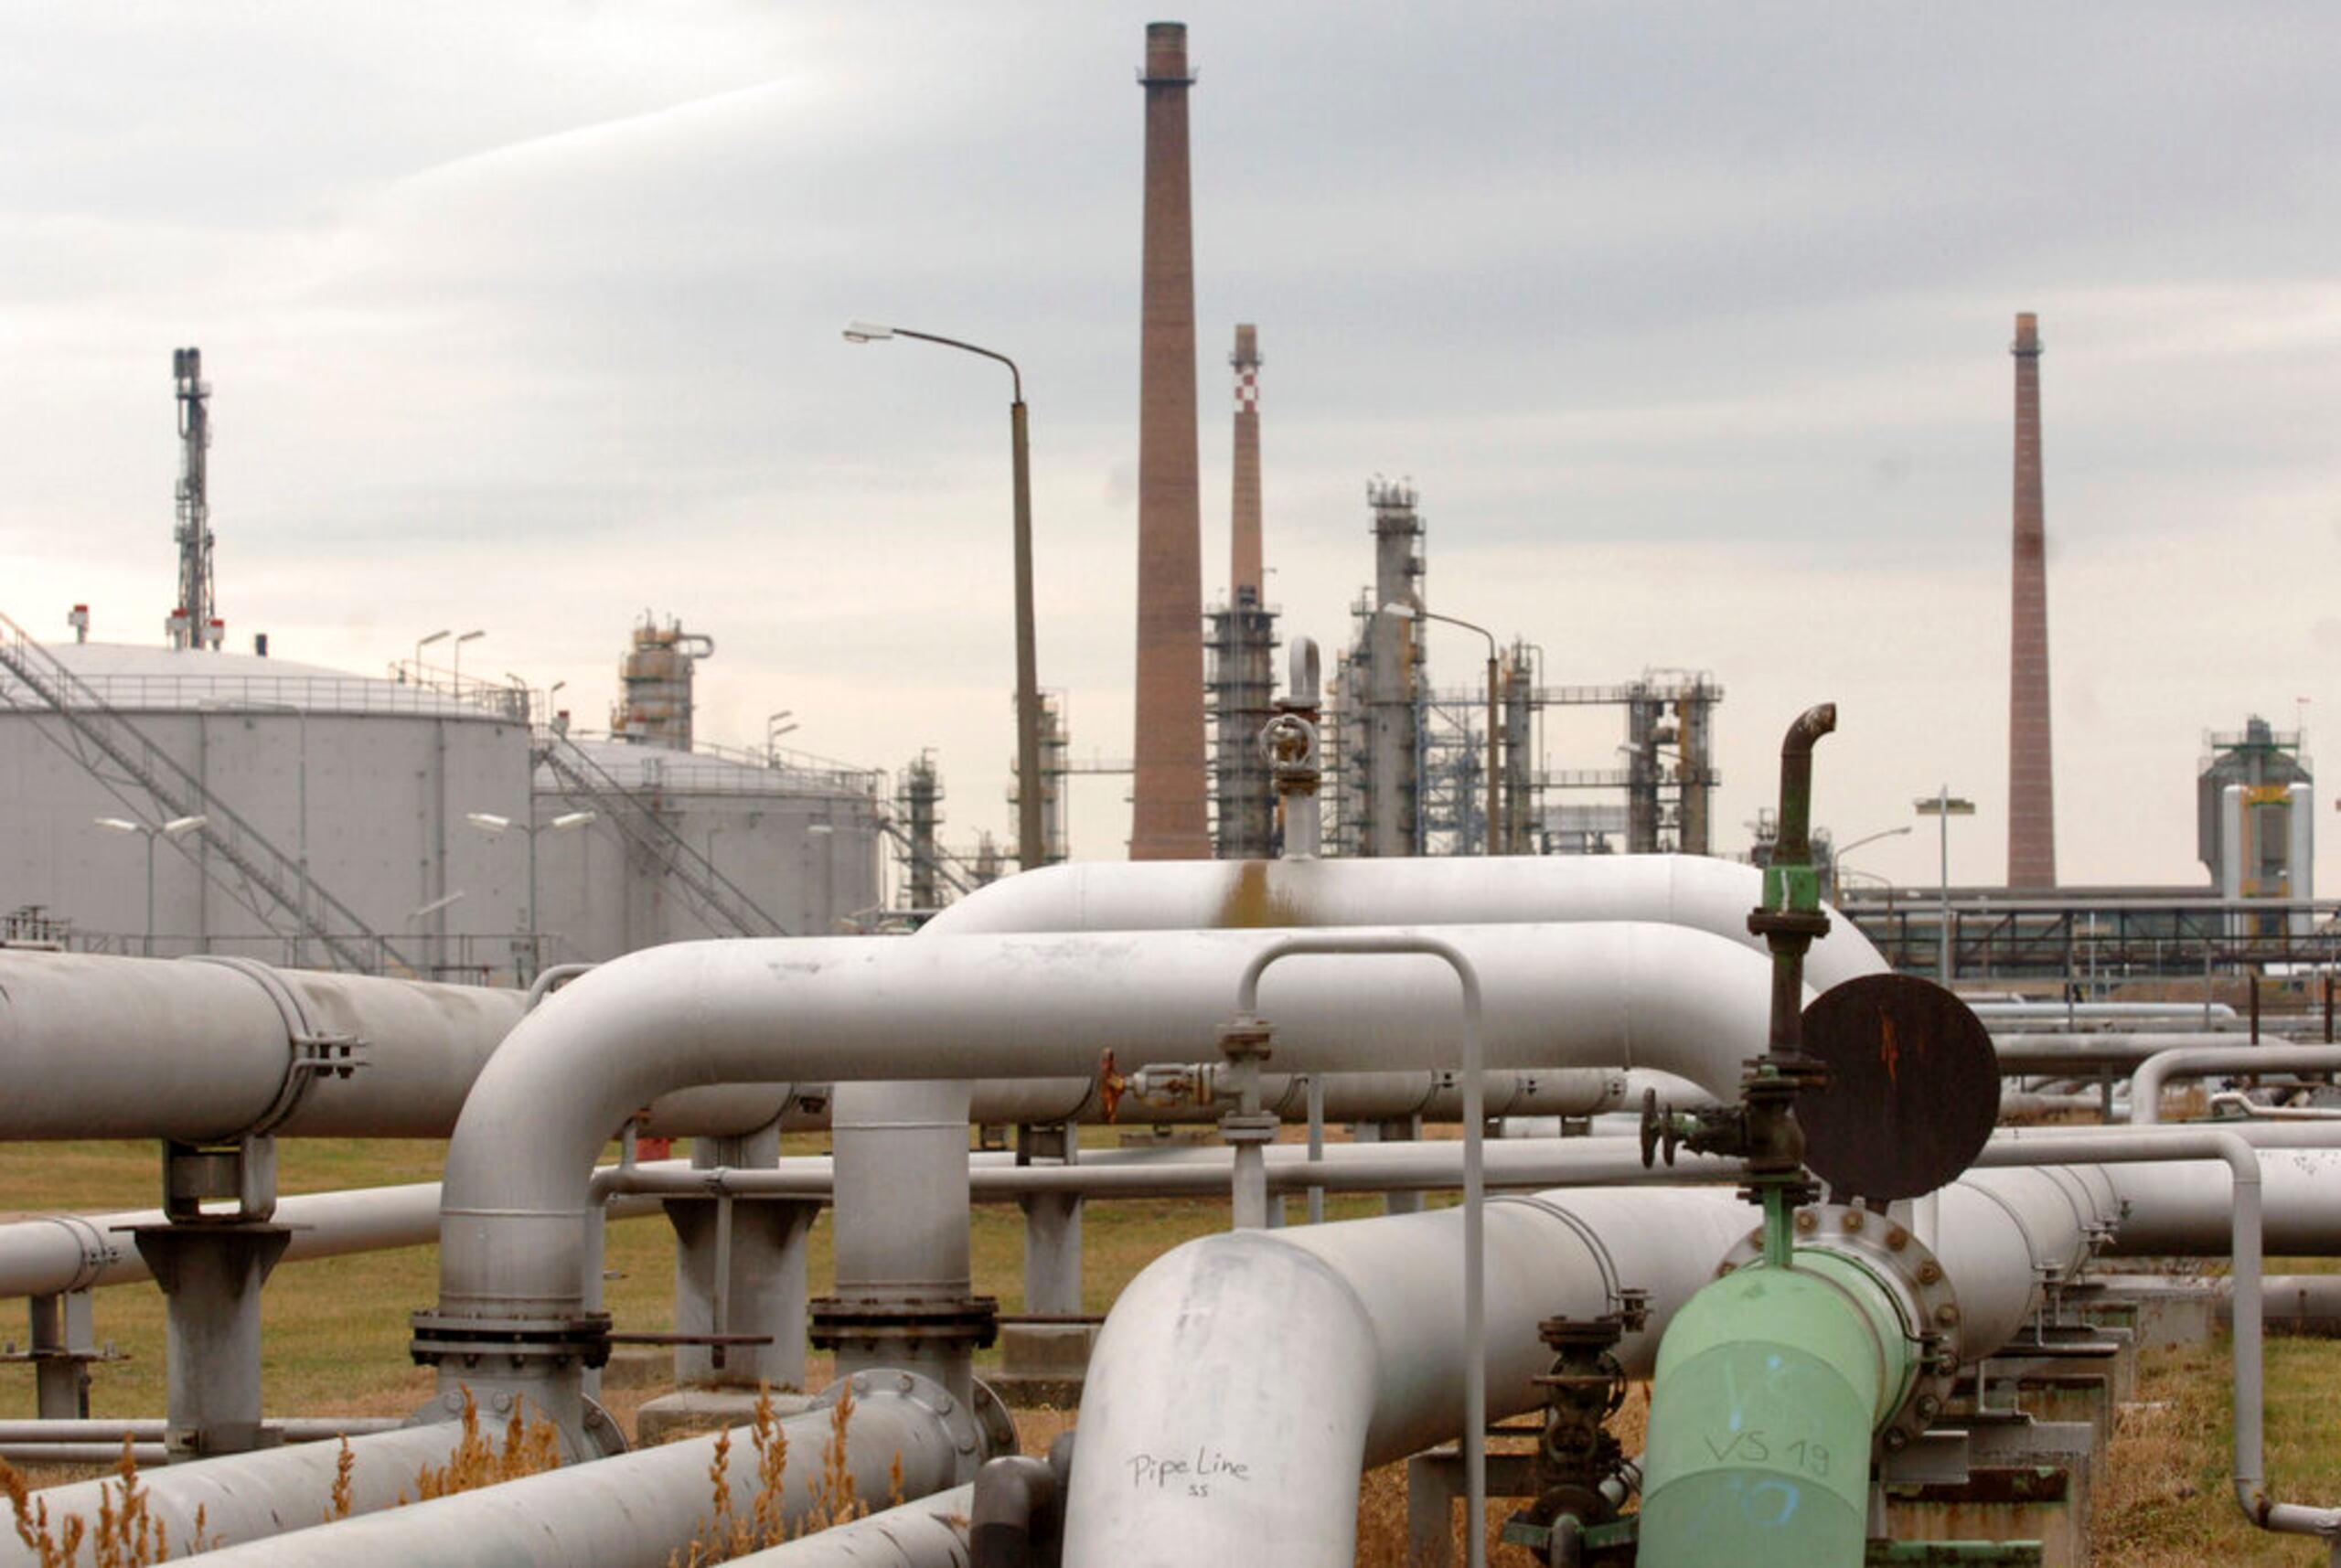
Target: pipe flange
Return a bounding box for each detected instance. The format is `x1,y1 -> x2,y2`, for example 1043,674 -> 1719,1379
815,1367 -> 1016,1478
807,1295 -> 1000,1351
1715,1202 -> 1960,1456
182,955 -> 367,1137
408,1309 -> 614,1371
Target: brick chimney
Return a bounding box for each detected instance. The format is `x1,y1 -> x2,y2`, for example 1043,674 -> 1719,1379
2007,311 -> 2058,888
1129,21 -> 1211,859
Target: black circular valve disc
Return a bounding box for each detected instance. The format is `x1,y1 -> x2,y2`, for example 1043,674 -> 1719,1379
1796,973 -> 2000,1202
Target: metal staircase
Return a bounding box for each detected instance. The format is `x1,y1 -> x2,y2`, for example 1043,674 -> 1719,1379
538,734 -> 788,939
0,611 -> 407,973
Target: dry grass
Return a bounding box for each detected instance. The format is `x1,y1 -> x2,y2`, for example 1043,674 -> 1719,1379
2,1439 -> 213,1565
407,1388 -> 562,1503
667,1381 -> 909,1565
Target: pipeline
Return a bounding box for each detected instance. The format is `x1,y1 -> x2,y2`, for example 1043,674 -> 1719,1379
0,1418 -> 479,1563
418,923 -> 1785,1441
177,1372 -> 994,1568
2130,1043 -> 2341,1124
721,1483 -> 977,1566
1057,1143 -> 2196,1567
0,1172 -> 669,1300
1061,1187 -> 1752,1566
924,853 -> 1888,987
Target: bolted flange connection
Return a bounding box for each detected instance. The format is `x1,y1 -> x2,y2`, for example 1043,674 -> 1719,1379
1714,1202 -> 1962,1458
818,1367 -> 1018,1477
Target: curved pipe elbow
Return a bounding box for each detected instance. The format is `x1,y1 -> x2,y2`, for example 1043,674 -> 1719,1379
971,1455 -> 1061,1568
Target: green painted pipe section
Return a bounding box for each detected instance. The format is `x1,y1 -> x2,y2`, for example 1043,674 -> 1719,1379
1638,1257 -> 1916,1566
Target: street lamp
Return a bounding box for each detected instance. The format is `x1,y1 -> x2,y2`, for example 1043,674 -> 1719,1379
845,319 -> 1043,872
414,629 -> 451,678
1914,788 -> 1976,985
766,710 -> 798,763
1383,603 -> 1501,855
94,813 -> 209,956
465,808 -> 596,981
452,629 -> 486,685
1829,823 -> 1914,902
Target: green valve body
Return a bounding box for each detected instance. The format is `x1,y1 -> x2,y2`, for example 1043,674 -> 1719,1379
1638,1256 -> 1915,1567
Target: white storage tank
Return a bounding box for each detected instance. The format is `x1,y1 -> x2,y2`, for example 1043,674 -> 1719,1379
533,736 -> 883,959
0,641 -> 532,979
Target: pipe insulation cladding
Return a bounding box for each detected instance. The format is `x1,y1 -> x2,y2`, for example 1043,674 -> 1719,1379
0,952 -> 525,1140
427,923 -> 1787,1331
156,1374 -> 983,1568
925,854 -> 1889,988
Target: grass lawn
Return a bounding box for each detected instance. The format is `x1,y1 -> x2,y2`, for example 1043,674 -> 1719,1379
3,1138 -> 2338,1564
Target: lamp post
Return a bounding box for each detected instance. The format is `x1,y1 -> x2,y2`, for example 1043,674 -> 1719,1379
1914,789 -> 1976,985
766,710 -> 797,763
1383,603 -> 1501,855
1828,824 -> 1914,903
844,320 -> 1043,872
94,814 -> 209,956
414,629 -> 451,679
465,809 -> 595,982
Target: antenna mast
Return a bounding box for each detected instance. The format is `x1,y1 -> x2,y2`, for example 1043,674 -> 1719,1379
168,347 -> 220,650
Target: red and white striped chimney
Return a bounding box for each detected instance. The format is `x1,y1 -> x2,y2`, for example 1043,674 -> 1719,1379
1230,323 -> 1262,601
1129,21 -> 1210,859
2006,311 -> 2057,888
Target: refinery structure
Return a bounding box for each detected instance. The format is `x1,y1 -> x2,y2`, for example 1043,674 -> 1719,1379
1,19 -> 2338,1568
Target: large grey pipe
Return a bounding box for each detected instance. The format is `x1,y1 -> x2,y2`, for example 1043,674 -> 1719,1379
0,1420 -> 478,1564
720,1484 -> 976,1566
0,954 -> 523,1139
925,854 -> 1888,987
170,1374 -> 983,1568
430,923 -> 1777,1331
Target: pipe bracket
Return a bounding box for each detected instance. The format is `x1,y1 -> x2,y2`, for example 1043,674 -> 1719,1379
182,955 -> 368,1138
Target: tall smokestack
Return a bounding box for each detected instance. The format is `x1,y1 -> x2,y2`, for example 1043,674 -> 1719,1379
1230,323 -> 1263,600
1129,20 -> 1210,859
2007,311 -> 2057,888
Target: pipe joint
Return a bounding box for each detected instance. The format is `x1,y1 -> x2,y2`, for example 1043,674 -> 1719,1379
1712,1202 -> 1962,1453
821,1368 -> 1017,1481
181,956 -> 368,1140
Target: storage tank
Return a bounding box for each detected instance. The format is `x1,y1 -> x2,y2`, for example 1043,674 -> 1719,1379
0,641 -> 531,978
533,736 -> 883,955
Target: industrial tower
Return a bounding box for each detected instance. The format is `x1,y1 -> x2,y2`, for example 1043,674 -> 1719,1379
1129,21 -> 1211,859
2007,312 -> 2057,887
1331,480 -> 1427,857
1207,324 -> 1278,858
166,348 -> 222,651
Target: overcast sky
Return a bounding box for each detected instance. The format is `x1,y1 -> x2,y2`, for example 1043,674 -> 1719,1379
5,3 -> 2337,894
